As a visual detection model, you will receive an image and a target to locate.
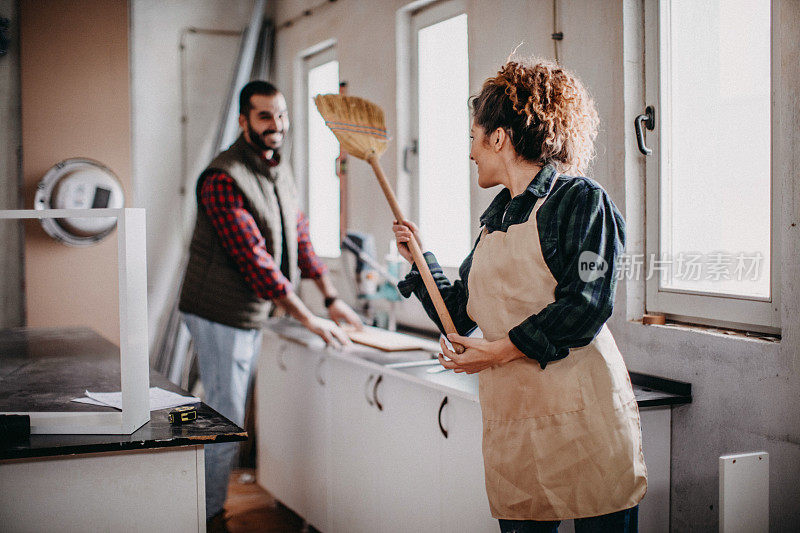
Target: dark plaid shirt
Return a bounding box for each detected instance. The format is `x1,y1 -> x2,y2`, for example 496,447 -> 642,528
398,164 -> 625,369
200,169 -> 328,301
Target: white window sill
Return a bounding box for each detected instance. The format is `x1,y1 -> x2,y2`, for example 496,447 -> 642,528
629,318 -> 780,345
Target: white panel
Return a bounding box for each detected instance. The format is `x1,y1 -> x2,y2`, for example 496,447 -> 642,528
118,208 -> 151,433
20,411 -> 123,435
0,446 -> 204,533
719,451 -> 769,533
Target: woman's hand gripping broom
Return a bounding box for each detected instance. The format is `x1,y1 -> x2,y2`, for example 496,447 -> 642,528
314,93 -> 464,354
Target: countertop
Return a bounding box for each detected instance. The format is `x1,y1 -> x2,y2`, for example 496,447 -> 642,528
0,327 -> 246,460
266,318 -> 692,407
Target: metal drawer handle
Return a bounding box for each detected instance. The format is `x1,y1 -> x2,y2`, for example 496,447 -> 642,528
438,396 -> 448,438
364,374 -> 375,406
373,375 -> 383,411
635,105 -> 655,156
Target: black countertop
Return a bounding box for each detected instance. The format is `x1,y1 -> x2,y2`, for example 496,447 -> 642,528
0,327 -> 247,460
392,364 -> 692,407
629,371 -> 692,407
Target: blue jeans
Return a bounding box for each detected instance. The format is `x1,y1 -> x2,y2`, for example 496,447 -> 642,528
499,506 -> 638,533
182,313 -> 263,520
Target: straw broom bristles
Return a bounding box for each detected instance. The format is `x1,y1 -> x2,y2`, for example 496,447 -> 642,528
313,92 -> 465,354
313,94 -> 389,160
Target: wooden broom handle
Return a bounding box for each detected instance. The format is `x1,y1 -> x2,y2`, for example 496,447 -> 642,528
367,155 -> 464,354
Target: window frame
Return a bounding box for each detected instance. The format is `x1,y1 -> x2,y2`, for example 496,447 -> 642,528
643,0 -> 781,334
408,0 -> 471,271
301,44 -> 341,259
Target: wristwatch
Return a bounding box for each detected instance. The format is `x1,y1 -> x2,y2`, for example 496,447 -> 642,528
324,295 -> 339,308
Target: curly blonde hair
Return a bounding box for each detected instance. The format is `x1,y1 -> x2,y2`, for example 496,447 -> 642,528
471,57 -> 599,175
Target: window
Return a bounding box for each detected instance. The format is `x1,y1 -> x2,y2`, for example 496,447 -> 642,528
644,0 -> 778,332
410,2 -> 470,268
305,47 -> 341,258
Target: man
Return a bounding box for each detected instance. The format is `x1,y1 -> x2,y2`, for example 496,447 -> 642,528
179,80 -> 361,528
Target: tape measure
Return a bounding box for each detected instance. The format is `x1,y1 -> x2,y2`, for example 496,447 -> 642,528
168,405 -> 198,425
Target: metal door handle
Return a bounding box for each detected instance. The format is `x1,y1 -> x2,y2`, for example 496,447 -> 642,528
315,356 -> 327,386
403,140 -> 418,173
364,374 -> 375,406
372,375 -> 383,411
438,396 -> 448,438
635,106 -> 655,155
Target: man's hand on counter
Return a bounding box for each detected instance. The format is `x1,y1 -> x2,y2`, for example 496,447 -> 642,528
302,315 -> 352,348
274,291 -> 352,347
327,298 -> 364,331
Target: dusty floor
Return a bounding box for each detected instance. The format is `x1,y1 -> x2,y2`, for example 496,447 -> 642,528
224,468 -> 312,532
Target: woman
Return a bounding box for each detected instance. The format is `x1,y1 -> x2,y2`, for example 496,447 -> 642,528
393,58 -> 646,532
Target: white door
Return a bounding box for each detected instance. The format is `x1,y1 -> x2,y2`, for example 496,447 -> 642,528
255,335 -> 295,503
439,395 -> 496,532
256,336 -> 328,529
327,358 -> 384,533
286,343 -> 330,531
376,374 -> 441,533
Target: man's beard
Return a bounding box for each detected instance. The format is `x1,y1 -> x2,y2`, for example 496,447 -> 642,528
247,121 -> 283,154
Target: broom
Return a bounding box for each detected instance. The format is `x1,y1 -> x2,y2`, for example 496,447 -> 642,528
314,93 -> 464,353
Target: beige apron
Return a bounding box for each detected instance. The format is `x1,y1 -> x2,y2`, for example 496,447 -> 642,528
466,177 -> 647,520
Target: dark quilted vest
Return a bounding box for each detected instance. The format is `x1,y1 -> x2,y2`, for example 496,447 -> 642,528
179,135 -> 300,329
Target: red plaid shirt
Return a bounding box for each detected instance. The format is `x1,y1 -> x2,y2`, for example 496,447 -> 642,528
200,170 -> 328,300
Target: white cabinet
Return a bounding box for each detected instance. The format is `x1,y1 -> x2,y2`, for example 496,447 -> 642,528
326,362 -> 489,533
258,337 -> 496,533
256,334 -> 330,531
257,335 -> 671,533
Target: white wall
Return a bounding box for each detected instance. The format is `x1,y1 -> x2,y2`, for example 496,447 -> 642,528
130,0 -> 255,350
270,0 -> 800,531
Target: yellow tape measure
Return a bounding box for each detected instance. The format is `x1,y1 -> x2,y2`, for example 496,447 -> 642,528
168,405 -> 198,425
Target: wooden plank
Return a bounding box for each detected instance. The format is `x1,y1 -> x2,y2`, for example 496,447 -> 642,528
344,325 -> 440,352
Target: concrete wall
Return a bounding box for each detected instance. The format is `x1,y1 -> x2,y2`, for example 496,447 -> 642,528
269,0 -> 800,530
129,0 -> 255,351
19,0 -> 132,344
0,0 -> 23,329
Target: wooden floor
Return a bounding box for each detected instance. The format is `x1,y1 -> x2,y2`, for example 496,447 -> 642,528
224,468 -> 310,533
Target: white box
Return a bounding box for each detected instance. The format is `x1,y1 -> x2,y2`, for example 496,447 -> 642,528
719,451 -> 769,533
